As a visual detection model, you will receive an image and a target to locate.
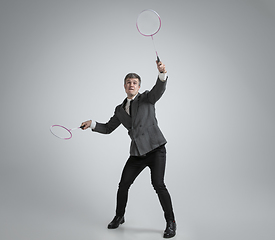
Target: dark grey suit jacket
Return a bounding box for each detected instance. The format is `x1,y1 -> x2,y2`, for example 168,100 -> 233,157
93,77 -> 167,156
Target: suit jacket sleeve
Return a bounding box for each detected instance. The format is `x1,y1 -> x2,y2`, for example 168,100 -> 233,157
92,106 -> 121,134
147,77 -> 168,104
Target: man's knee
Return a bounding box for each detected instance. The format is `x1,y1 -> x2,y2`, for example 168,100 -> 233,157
118,180 -> 133,191
151,180 -> 167,193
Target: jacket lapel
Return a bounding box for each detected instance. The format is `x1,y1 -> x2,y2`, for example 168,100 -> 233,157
120,98 -> 130,117
130,93 -> 140,121
121,98 -> 127,111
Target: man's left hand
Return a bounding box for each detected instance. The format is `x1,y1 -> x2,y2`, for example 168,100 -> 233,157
156,61 -> 167,73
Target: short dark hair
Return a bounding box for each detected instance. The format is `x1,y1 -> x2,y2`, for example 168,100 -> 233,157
124,73 -> 141,86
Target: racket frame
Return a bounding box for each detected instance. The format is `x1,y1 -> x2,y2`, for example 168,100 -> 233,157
50,124 -> 78,140
136,9 -> 162,62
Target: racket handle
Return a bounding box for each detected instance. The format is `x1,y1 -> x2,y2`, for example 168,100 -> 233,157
157,56 -> 164,73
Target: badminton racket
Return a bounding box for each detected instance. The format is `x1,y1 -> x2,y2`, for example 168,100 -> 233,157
136,9 -> 162,62
50,124 -> 84,140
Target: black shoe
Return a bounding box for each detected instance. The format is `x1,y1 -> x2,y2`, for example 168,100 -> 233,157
107,216 -> 125,229
163,220 -> 176,238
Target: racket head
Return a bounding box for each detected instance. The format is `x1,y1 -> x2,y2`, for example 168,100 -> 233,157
50,125 -> 73,140
136,9 -> 161,37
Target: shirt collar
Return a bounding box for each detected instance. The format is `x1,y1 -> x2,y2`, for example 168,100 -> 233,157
127,93 -> 138,102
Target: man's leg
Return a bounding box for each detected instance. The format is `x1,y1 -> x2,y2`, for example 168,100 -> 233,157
108,156 -> 146,229
147,146 -> 176,238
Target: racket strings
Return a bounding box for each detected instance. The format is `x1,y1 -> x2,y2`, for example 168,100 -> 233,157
50,125 -> 72,140
136,9 -> 161,36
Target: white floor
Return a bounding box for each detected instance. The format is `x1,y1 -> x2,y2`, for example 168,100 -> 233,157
2,200 -> 273,240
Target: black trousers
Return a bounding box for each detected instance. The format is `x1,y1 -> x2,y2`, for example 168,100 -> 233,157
115,145 -> 175,222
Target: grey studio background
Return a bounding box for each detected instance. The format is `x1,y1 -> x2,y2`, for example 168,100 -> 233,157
1,0 -> 274,240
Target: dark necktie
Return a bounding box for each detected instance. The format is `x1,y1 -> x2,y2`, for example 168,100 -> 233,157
129,100 -> 133,116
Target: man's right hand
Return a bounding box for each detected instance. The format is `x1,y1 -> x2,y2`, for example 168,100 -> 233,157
81,120 -> 92,130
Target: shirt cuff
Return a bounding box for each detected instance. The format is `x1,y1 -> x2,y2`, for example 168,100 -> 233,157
159,72 -> 167,81
90,120 -> 96,130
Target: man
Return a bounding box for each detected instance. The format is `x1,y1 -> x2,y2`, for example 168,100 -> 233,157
81,61 -> 176,238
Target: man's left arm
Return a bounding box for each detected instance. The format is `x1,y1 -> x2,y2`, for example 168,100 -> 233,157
147,61 -> 168,104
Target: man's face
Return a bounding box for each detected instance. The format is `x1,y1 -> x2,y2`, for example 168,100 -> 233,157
124,78 -> 140,99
